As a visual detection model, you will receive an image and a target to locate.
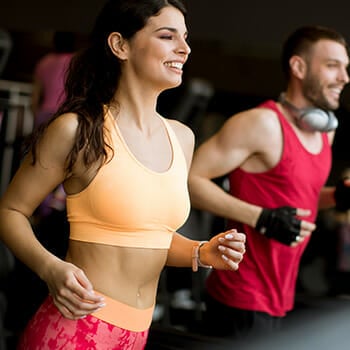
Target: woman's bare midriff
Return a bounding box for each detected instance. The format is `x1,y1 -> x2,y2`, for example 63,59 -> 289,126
65,240 -> 168,309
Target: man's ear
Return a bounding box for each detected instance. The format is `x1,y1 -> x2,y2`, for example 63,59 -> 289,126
108,32 -> 128,60
289,55 -> 307,79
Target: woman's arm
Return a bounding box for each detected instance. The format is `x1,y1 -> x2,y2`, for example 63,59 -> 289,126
166,118 -> 245,271
0,114 -> 104,319
166,230 -> 245,271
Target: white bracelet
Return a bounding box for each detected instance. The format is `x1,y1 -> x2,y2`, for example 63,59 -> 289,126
192,241 -> 213,272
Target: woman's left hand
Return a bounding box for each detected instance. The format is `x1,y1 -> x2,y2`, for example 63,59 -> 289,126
200,229 -> 246,271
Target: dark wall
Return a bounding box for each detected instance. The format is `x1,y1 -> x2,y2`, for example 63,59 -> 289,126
2,0 -> 350,56
2,0 -> 350,100
0,0 -> 102,32
1,1 -> 350,167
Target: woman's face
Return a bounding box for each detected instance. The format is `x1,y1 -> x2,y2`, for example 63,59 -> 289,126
122,6 -> 191,90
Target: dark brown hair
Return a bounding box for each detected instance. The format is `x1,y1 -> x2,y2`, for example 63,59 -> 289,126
281,25 -> 348,79
30,0 -> 186,174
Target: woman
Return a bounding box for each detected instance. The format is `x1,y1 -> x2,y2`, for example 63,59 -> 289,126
0,0 -> 245,349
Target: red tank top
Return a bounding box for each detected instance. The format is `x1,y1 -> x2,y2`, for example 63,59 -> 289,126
206,100 -> 332,316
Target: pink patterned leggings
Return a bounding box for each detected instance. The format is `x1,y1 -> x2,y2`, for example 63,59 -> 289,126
17,296 -> 149,350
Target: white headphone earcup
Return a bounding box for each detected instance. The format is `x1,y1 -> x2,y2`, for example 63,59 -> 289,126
299,109 -> 338,132
278,93 -> 338,132
326,111 -> 339,131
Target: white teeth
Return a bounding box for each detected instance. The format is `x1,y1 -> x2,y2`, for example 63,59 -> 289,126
331,89 -> 341,96
165,62 -> 183,69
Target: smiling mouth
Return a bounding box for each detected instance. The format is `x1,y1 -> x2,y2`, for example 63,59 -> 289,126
330,88 -> 341,95
164,61 -> 183,70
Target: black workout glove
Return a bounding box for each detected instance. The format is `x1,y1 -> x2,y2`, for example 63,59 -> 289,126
334,177 -> 350,212
255,206 -> 301,246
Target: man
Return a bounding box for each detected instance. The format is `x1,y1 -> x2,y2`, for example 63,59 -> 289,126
188,25 -> 350,337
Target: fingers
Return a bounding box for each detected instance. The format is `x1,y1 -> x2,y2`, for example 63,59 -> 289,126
300,220 -> 315,234
49,268 -> 105,319
218,245 -> 244,262
289,209 -> 315,246
290,220 -> 316,247
73,269 -> 104,303
52,288 -> 105,320
216,230 -> 245,270
52,292 -> 105,320
224,230 -> 245,247
218,238 -> 245,253
290,234 -> 304,247
298,220 -> 316,240
295,208 -> 312,217
220,229 -> 246,242
221,254 -> 240,271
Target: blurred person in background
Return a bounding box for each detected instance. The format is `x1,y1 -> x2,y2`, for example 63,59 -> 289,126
189,25 -> 350,338
31,31 -> 76,129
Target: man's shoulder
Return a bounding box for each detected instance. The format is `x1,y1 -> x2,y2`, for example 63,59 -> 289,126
229,102 -> 280,127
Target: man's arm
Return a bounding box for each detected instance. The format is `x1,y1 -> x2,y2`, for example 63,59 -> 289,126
188,106 -> 316,246
319,187 -> 337,209
189,108 -> 272,228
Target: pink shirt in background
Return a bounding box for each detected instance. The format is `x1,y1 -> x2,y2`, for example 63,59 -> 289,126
34,52 -> 73,126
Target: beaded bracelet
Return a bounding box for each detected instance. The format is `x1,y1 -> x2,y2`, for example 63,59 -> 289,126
192,241 -> 213,272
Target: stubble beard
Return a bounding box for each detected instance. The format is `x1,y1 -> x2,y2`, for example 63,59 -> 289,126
302,74 -> 339,111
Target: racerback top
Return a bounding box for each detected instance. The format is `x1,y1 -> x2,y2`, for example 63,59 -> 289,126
66,110 -> 190,249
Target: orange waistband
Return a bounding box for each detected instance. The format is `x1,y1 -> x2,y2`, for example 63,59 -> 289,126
91,292 -> 154,332
69,223 -> 174,249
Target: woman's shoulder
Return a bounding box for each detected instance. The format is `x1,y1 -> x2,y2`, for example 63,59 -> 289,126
47,112 -> 79,138
39,113 -> 80,157
164,117 -> 193,136
163,117 -> 195,164
163,118 -> 194,144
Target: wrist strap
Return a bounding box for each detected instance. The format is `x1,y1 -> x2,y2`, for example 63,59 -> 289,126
192,241 -> 213,272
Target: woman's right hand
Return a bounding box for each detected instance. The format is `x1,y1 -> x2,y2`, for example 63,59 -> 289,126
43,259 -> 105,319
199,229 -> 246,271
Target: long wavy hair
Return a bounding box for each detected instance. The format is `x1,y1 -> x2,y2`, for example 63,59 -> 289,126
30,0 -> 186,174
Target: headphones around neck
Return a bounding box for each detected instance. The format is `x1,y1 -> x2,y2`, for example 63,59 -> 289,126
278,93 -> 338,132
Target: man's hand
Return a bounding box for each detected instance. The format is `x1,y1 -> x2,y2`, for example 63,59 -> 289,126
255,206 -> 315,246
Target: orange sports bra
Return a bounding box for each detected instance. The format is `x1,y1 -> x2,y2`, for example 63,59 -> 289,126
66,111 -> 190,249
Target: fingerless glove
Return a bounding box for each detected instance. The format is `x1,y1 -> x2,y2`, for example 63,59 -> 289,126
255,206 -> 301,245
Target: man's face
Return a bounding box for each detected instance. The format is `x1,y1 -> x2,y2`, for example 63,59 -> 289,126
302,39 -> 349,110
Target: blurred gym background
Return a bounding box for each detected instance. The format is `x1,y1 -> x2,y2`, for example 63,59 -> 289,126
1,1 -> 350,349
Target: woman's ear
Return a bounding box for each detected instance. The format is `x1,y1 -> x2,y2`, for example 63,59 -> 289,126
108,32 -> 128,60
289,55 -> 307,79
